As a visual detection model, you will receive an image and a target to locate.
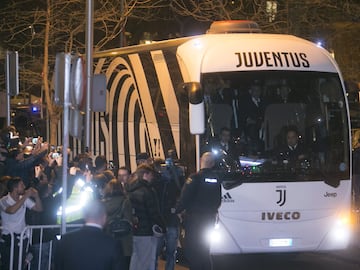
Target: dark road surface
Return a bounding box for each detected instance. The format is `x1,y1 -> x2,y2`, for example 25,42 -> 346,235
167,245 -> 360,270
211,250 -> 360,270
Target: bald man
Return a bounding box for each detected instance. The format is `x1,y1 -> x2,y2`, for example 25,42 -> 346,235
176,152 -> 221,270
54,201 -> 120,270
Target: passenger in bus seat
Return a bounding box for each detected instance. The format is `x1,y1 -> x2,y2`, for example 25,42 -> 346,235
239,80 -> 267,155
273,79 -> 295,104
212,78 -> 233,104
211,127 -> 238,161
212,79 -> 242,130
276,126 -> 308,168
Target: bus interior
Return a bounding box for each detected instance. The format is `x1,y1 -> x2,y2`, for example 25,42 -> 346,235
200,71 -> 350,188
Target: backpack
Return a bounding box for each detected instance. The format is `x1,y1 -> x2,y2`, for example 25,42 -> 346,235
107,199 -> 132,238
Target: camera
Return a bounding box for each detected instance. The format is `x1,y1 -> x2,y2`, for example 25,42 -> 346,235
108,161 -> 114,170
165,158 -> 174,167
32,137 -> 38,144
9,132 -> 19,139
51,152 -> 60,159
5,131 -> 20,150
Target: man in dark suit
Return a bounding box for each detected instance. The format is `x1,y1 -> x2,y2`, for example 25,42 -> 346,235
277,127 -> 307,168
239,81 -> 267,154
212,127 -> 237,160
54,200 -> 120,270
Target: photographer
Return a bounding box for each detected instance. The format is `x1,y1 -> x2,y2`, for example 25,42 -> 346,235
4,134 -> 48,188
153,150 -> 185,270
28,163 -> 61,270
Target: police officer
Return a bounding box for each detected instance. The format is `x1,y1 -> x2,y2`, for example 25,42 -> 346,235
176,152 -> 221,270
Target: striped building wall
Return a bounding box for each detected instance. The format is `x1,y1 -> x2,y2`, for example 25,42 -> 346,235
65,45 -> 196,172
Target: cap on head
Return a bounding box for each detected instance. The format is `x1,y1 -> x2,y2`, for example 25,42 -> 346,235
136,152 -> 149,161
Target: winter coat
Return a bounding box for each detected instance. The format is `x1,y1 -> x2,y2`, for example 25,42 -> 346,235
127,179 -> 165,236
103,194 -> 133,256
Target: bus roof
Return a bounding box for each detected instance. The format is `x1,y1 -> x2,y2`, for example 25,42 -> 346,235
94,32 -> 341,79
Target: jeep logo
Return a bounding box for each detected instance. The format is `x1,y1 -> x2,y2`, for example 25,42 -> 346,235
261,211 -> 301,221
324,192 -> 337,198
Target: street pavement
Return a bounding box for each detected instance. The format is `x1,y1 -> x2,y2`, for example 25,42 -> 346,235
159,244 -> 360,270
158,259 -> 188,270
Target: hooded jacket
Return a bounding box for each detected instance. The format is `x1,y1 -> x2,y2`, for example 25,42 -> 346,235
127,178 -> 165,236
103,194 -> 133,256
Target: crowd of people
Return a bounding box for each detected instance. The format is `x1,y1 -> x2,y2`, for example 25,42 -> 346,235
0,125 -> 222,270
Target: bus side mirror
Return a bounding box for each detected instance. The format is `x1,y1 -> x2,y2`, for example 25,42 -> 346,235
183,82 -> 205,135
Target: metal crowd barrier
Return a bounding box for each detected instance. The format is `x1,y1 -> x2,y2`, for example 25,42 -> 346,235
1,224 -> 82,270
0,232 -> 15,270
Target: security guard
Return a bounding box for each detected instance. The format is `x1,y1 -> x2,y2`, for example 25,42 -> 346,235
176,152 -> 221,270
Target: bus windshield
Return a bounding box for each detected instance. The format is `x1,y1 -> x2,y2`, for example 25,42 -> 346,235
201,71 -> 350,188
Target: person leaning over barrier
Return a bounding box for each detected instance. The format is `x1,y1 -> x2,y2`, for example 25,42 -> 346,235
0,177 -> 43,270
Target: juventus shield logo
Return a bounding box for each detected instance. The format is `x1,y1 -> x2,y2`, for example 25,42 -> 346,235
276,189 -> 286,207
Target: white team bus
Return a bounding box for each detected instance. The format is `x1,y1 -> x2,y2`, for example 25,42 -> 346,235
86,20 -> 352,253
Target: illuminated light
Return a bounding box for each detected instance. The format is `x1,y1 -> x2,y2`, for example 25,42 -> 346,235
56,235 -> 61,240
316,41 -> 323,47
212,149 -> 219,155
32,106 -> 39,112
207,20 -> 261,34
205,224 -> 221,244
80,187 -> 94,206
331,227 -> 350,242
205,178 -> 218,183
239,157 -> 264,167
329,49 -> 335,59
83,186 -> 94,193
329,212 -> 353,245
57,206 -> 62,216
53,187 -> 63,197
269,238 -> 293,247
75,178 -> 85,187
57,204 -> 83,216
57,185 -> 94,217
193,39 -> 203,49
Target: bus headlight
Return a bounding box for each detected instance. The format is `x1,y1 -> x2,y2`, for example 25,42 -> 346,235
205,223 -> 221,244
329,212 -> 352,245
